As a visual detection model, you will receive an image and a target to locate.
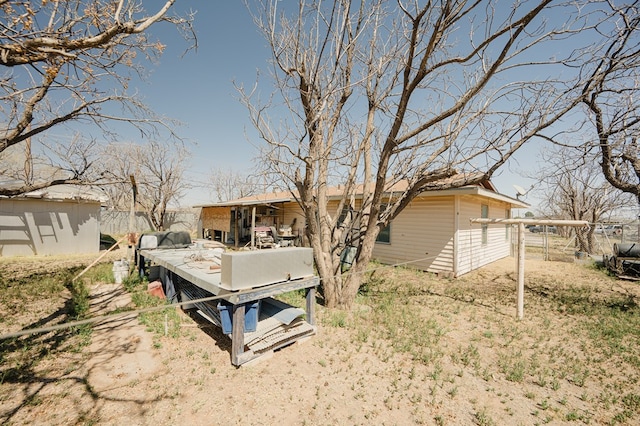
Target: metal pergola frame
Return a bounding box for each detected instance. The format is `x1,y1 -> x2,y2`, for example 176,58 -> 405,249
470,218 -> 589,320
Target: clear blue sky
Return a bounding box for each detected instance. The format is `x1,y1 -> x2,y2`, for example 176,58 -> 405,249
123,2 -> 546,210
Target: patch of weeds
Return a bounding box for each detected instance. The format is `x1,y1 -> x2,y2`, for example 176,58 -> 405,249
26,394 -> 43,407
66,278 -> 90,320
481,367 -> 493,381
499,352 -> 526,383
81,263 -> 114,285
430,363 -> 443,381
565,410 -> 579,421
581,300 -> 640,372
612,392 -> 640,422
409,393 -> 423,404
459,344 -> 480,367
138,307 -> 183,338
123,272 -> 146,292
129,287 -> 183,339
323,310 -> 348,328
539,399 -> 550,411
622,392 -> 640,412
275,289 -> 306,308
65,277 -> 92,349
499,324 -> 524,347
0,264 -> 101,397
474,407 -> 495,426
569,363 -> 589,387
408,366 -> 416,380
374,300 -> 445,366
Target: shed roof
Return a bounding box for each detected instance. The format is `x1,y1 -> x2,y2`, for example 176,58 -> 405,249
0,182 -> 107,203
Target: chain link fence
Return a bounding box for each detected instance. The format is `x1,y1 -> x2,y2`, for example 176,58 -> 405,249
521,222 -> 640,262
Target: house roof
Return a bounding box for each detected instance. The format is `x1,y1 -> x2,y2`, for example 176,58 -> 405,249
195,174 -> 529,209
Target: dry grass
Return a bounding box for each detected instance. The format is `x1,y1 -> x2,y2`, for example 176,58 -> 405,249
1,248 -> 640,425
325,256 -> 640,425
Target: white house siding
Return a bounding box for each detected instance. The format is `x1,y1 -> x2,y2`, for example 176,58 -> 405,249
0,198 -> 100,257
372,196 -> 455,273
456,195 -> 511,275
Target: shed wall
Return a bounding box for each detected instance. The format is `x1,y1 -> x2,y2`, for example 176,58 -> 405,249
201,207 -> 231,232
0,198 -> 100,257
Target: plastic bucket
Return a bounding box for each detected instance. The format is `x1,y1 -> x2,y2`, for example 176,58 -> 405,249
112,260 -> 130,284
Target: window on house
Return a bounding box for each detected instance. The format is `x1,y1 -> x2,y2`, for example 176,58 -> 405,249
338,207 -> 349,227
376,223 -> 391,243
481,204 -> 489,244
376,204 -> 391,244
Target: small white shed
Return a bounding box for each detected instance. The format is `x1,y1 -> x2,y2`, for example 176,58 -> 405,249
0,186 -> 104,257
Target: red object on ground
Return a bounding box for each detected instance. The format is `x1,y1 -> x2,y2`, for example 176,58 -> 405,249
147,280 -> 165,299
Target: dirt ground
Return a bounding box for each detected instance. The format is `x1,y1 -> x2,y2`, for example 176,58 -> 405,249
2,248 -> 640,425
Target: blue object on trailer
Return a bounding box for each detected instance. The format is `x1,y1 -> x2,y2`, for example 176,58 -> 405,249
217,300 -> 260,334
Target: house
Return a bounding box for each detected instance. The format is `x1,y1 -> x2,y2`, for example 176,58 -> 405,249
0,185 -> 105,257
196,177 -> 528,277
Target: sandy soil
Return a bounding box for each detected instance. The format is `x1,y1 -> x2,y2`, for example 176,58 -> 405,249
2,249 -> 640,425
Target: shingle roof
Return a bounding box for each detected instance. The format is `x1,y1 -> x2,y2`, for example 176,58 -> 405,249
195,173 -> 527,208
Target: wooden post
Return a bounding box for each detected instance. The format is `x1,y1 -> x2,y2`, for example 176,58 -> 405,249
128,175 -> 137,263
517,222 -> 525,320
231,304 -> 246,366
251,206 -> 256,249
234,208 -> 239,248
544,226 -> 549,261
305,287 -> 316,326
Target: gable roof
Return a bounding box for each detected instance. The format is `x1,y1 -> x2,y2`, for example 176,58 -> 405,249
195,174 -> 529,209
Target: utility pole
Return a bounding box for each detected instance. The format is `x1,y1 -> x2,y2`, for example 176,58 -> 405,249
128,175 -> 138,262
24,125 -> 32,184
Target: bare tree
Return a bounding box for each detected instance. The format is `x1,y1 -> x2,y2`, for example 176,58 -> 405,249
578,2 -> 640,210
0,133 -> 102,189
0,0 -> 195,196
208,168 -> 259,202
242,0 -> 607,309
101,140 -> 191,231
536,147 -> 632,253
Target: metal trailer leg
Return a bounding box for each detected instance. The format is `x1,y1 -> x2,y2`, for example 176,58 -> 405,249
138,255 -> 146,279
